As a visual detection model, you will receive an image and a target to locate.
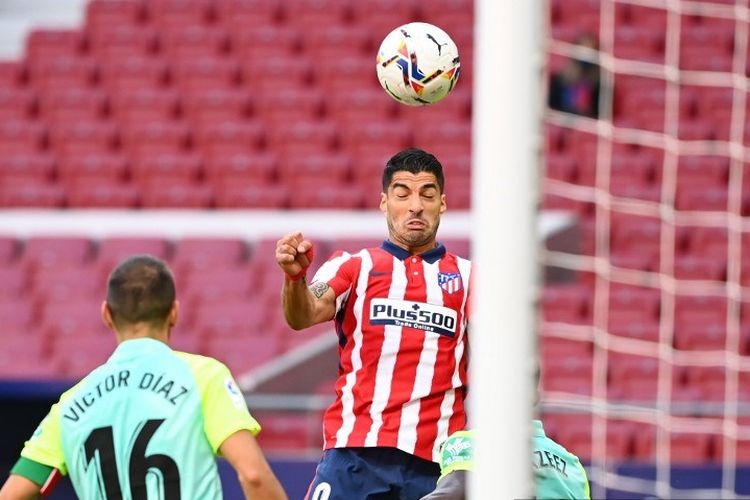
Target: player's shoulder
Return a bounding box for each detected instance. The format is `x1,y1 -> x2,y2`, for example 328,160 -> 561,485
173,351 -> 229,377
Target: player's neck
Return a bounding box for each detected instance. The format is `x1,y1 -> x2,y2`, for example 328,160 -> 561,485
391,238 -> 438,256
115,324 -> 170,345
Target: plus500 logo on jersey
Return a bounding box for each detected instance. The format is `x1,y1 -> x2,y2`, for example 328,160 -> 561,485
369,298 -> 457,337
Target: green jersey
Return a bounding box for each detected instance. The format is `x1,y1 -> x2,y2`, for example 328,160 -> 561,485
437,422 -> 590,499
18,338 -> 260,499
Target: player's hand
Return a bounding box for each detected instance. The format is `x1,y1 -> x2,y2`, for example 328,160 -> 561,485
276,231 -> 314,281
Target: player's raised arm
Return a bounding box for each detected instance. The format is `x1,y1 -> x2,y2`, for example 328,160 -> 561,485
220,430 -> 287,500
0,474 -> 43,500
276,231 -> 335,330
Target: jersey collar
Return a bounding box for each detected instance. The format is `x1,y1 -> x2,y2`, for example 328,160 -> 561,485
381,240 -> 446,264
533,419 -> 546,438
110,337 -> 171,361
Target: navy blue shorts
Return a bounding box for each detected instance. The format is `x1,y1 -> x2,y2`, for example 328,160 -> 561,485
304,447 -> 440,500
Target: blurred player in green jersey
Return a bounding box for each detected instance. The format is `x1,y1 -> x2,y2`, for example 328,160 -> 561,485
421,425 -> 590,500
0,255 -> 287,500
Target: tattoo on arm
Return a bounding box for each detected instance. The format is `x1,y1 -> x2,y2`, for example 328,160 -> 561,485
309,282 -> 330,299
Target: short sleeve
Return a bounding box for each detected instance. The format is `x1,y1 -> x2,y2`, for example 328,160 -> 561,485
20,401 -> 67,475
193,358 -> 261,454
312,251 -> 358,299
438,430 -> 474,479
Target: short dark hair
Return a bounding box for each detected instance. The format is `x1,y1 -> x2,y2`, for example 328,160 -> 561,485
106,255 -> 176,328
382,147 -> 445,193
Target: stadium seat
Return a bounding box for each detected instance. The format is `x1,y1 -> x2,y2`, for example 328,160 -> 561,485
253,411 -> 320,452
99,55 -> 169,89
267,120 -> 338,158
203,151 -> 277,183
674,295 -> 728,329
40,296 -> 108,339
544,154 -> 577,183
120,120 -> 191,155
314,55 -> 376,91
97,237 -> 171,272
109,87 -> 180,123
288,179 -> 365,209
673,255 -> 727,281
202,335 -> 281,375
181,88 -> 251,122
676,225 -> 728,259
140,179 -> 213,208
241,56 -> 313,89
339,120 -> 411,153
300,25 -> 371,57
51,334 -> 117,379
146,0 -> 214,26
0,237 -> 20,265
22,237 -> 94,270
26,29 -> 86,63
87,23 -> 158,59
169,55 -> 241,90
254,86 -> 324,123
540,283 -> 592,324
27,55 -> 97,89
170,237 -> 248,274
48,119 -> 118,154
277,153 -> 351,183
32,266 -> 103,303
66,179 -> 139,208
608,320 -> 659,343
0,120 -> 46,153
609,284 -> 660,319
38,87 -> 108,122
57,152 -> 127,182
192,119 -> 265,155
85,0 -> 145,28
213,180 -> 289,208
215,0 -> 280,29
0,335 -> 60,380
229,24 -> 300,59
671,432 -> 716,464
0,61 -> 27,87
0,152 -> 55,183
0,181 -> 65,208
158,24 -> 229,59
679,16 -> 734,72
674,323 -> 726,351
614,25 -> 665,63
0,299 -> 35,330
675,183 -> 728,212
130,152 -> 202,184
282,0 -> 351,26
607,353 -> 659,401
0,88 -> 36,120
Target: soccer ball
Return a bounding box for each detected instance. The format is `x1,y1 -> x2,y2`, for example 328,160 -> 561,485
376,22 -> 460,106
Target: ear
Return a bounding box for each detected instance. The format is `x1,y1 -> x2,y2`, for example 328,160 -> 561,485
168,300 -> 179,328
101,301 -> 116,332
379,191 -> 387,213
439,192 -> 447,214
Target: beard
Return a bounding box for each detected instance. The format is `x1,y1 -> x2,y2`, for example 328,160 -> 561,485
387,217 -> 440,248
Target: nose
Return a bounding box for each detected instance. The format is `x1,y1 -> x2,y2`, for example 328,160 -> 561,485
408,193 -> 423,213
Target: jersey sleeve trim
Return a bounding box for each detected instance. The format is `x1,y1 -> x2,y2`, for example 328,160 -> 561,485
10,457 -> 57,485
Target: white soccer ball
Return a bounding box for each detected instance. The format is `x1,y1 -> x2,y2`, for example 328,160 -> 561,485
375,22 -> 460,106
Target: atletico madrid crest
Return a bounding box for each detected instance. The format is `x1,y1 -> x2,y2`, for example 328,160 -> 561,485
438,272 -> 463,294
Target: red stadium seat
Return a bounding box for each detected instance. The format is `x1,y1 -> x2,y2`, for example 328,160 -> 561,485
241,56 -> 313,88
0,120 -> 46,153
0,300 -> 35,330
0,88 -> 36,120
288,179 -> 365,209
26,29 -> 85,62
57,152 -> 127,182
51,334 -> 117,379
614,24 -> 665,63
277,153 -> 351,183
213,180 -> 289,208
254,412 -> 320,452
38,87 -> 108,122
0,61 -> 27,87
0,152 -> 54,183
0,335 -> 56,379
671,432 -> 716,463
540,283 -> 592,324
99,55 -> 168,89
97,237 -> 171,271
679,16 -> 734,72
0,237 -> 20,265
229,24 -> 300,60
181,88 -> 251,122
86,0 -> 145,28
172,238 -> 248,273
674,323 -> 726,351
120,120 -> 190,155
158,24 -> 229,59
32,266 -> 103,303
608,319 -> 659,343
674,295 -> 728,329
314,55 -> 377,92
87,24 -> 158,59
203,151 -> 277,183
0,181 -> 65,208
22,237 -> 94,270
192,296 -> 268,336
339,120 -> 411,153
146,0 -> 213,26
130,152 -> 202,184
673,255 -> 726,281
215,0 -> 279,28
109,87 -> 180,123
202,336 -> 281,375
192,119 -> 264,155
607,353 -> 659,401
40,296 -> 108,338
170,55 -> 241,90
254,86 -> 324,122
282,0 -> 350,26
27,56 -> 97,89
140,179 -> 213,208
327,88 -> 398,125
267,120 -> 338,158
66,179 -> 139,208
49,119 -> 118,154
609,284 -> 660,319
300,25 -> 371,56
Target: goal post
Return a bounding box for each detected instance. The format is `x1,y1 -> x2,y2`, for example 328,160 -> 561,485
471,0 -> 542,498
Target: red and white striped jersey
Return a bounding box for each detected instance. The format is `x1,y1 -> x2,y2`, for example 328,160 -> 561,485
312,240 -> 472,462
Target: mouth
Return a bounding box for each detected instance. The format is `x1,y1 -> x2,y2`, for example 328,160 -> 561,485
405,219 -> 427,230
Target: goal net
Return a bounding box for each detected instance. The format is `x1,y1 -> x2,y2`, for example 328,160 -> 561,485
542,0 -> 750,497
